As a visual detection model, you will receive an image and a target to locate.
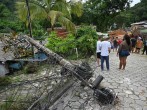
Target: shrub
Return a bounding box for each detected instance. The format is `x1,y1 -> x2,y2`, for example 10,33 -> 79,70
46,32 -> 76,56
46,25 -> 98,59
76,25 -> 98,57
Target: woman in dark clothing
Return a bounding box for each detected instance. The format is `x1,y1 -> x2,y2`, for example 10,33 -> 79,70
117,34 -> 132,70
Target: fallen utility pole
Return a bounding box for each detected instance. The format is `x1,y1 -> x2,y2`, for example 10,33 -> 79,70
24,35 -> 91,88
24,35 -> 116,105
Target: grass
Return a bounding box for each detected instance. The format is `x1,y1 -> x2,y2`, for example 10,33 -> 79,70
0,77 -> 12,86
0,95 -> 35,110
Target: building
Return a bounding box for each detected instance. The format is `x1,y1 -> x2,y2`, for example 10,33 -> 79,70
108,29 -> 127,39
131,21 -> 147,38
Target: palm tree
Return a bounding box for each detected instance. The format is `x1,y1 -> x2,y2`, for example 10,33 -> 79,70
16,0 -> 83,33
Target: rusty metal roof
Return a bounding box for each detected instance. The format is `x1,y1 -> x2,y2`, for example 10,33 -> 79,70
0,41 -> 15,61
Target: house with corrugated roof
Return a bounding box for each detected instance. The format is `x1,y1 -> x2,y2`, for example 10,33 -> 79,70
131,21 -> 147,38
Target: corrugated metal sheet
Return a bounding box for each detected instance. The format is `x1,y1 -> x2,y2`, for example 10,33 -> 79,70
0,41 -> 15,61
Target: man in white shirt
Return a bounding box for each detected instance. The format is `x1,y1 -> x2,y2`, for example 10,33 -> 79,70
96,37 -> 102,67
100,37 -> 111,71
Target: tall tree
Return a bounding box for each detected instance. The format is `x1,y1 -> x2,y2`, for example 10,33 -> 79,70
73,0 -> 131,32
129,0 -> 147,22
113,0 -> 147,28
15,0 -> 83,33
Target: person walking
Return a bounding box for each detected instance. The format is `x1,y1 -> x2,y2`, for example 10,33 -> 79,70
117,34 -> 132,70
100,37 -> 111,71
96,37 -> 102,67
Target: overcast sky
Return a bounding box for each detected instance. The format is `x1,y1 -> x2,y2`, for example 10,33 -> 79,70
130,0 -> 140,7
72,0 -> 141,7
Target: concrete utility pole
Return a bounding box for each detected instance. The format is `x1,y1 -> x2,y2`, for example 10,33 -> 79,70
24,35 -> 116,106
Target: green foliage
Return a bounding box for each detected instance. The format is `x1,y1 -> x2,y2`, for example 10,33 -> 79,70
46,32 -> 76,56
0,3 -> 11,17
76,25 -> 97,57
0,2 -> 25,33
32,29 -> 45,39
114,12 -> 133,28
0,0 -> 16,11
31,20 -> 47,39
46,25 -> 97,58
112,0 -> 147,28
129,0 -> 147,22
73,0 -> 131,32
112,0 -> 147,27
16,0 -> 83,33
0,19 -> 25,33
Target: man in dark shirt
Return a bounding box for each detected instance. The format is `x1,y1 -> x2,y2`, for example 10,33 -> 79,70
142,38 -> 147,55
131,38 -> 136,53
113,37 -> 118,51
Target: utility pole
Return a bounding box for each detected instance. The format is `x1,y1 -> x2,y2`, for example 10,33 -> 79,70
25,0 -> 34,56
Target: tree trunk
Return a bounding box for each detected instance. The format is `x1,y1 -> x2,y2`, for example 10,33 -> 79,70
51,25 -> 54,31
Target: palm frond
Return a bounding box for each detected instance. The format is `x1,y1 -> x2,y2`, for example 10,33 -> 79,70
48,10 -> 63,26
70,1 -> 83,17
29,2 -> 47,20
42,0 -> 52,11
15,0 -> 82,33
15,2 -> 28,22
52,0 -> 71,19
15,1 -> 47,22
58,16 -> 76,33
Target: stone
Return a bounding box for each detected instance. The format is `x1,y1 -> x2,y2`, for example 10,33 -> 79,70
125,90 -> 133,95
135,100 -> 147,106
129,95 -> 140,100
130,104 -> 142,110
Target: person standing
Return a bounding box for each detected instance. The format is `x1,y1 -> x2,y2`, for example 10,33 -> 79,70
117,34 -> 132,70
100,37 -> 111,71
113,37 -> 118,52
96,37 -> 102,67
135,37 -> 143,54
117,38 -> 123,46
130,37 -> 136,53
142,37 -> 147,55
